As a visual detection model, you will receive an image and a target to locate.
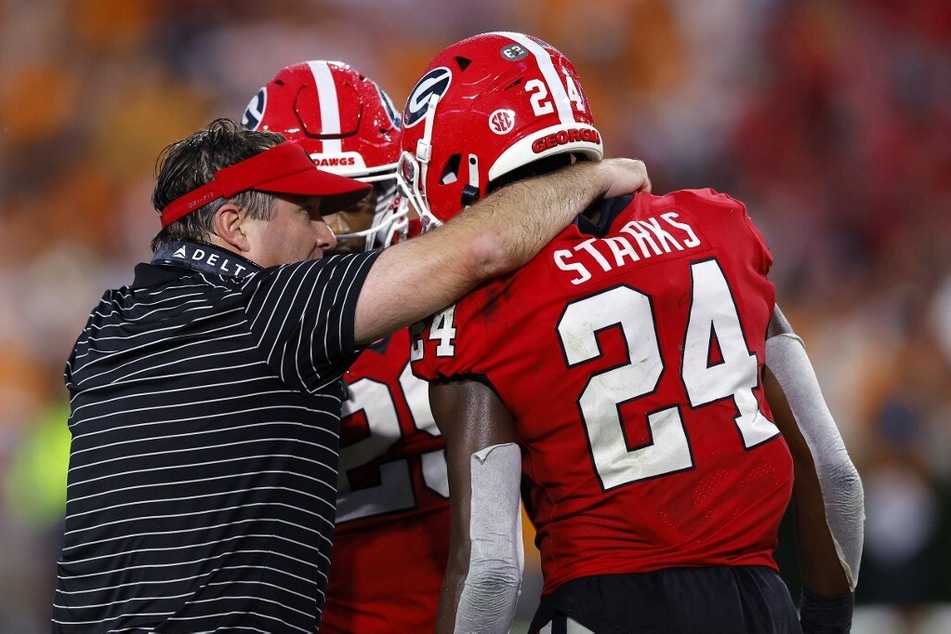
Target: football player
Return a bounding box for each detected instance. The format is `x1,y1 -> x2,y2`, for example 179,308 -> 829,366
399,32 -> 864,634
242,61 -> 449,633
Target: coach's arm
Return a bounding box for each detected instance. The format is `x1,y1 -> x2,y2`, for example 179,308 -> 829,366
353,158 -> 650,345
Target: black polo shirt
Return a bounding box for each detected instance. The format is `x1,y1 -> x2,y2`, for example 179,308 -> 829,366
53,242 -> 381,633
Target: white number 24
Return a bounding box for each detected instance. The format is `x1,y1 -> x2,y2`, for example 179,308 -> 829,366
525,72 -> 586,117
556,259 -> 780,489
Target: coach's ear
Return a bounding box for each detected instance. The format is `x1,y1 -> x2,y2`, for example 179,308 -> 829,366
213,203 -> 251,254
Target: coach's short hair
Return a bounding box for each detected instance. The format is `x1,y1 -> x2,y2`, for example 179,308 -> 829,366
150,118 -> 285,251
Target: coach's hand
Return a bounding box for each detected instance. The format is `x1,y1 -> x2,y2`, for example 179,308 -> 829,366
598,158 -> 651,198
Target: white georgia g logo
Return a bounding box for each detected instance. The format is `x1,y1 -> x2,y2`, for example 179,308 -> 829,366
241,87 -> 267,130
403,67 -> 452,128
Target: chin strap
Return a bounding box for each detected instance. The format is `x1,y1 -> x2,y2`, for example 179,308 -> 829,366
416,93 -> 437,179
766,333 -> 865,591
461,153 -> 481,208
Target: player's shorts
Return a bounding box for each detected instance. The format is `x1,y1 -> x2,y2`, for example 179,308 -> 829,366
528,566 -> 799,634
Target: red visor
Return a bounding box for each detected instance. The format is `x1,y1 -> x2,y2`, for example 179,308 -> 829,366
159,140 -> 371,227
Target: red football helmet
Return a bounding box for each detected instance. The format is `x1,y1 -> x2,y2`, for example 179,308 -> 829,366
397,32 -> 603,230
242,60 -> 408,249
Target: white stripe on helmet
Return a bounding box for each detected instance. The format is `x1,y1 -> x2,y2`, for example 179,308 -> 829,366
308,61 -> 343,154
494,31 -> 576,123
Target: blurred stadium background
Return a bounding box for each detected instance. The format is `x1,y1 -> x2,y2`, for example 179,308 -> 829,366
0,0 -> 949,631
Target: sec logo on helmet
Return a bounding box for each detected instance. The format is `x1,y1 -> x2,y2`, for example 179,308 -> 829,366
489,109 -> 516,135
404,67 -> 452,128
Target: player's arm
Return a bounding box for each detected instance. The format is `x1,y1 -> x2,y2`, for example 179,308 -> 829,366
763,305 -> 864,632
353,158 -> 650,344
429,379 -> 522,634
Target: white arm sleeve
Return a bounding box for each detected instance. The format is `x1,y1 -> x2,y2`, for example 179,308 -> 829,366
766,333 -> 865,590
454,442 -> 524,634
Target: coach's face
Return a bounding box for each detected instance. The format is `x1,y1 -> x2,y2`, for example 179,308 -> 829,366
244,195 -> 338,266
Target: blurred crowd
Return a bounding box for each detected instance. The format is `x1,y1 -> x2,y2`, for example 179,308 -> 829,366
0,0 -> 948,631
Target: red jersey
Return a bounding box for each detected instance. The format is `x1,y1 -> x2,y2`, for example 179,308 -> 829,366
411,189 -> 793,597
321,327 -> 449,633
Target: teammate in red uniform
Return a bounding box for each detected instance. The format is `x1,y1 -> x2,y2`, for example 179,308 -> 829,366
242,61 -> 449,633
398,32 -> 864,633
